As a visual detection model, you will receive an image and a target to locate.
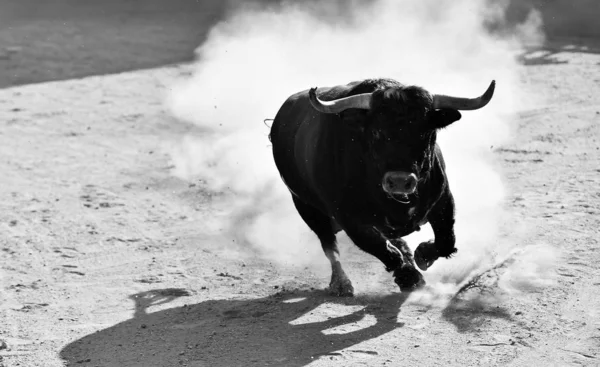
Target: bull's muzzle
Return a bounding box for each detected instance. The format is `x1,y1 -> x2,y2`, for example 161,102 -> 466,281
382,171 -> 418,195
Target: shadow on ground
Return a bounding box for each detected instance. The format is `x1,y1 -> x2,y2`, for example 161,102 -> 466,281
0,0 -> 350,89
0,0 -> 231,88
60,288 -> 407,367
442,295 -> 514,333
2,0 -> 599,89
502,0 -> 600,39
517,37 -> 600,66
0,0 -> 314,89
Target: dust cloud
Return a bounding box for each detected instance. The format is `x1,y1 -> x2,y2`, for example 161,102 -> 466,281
166,0 -> 556,297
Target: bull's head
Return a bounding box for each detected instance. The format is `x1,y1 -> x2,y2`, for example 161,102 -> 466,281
308,81 -> 495,204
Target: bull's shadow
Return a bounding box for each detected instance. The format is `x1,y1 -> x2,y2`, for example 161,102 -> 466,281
60,288 -> 407,367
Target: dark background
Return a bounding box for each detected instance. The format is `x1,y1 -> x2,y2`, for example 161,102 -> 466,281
0,0 -> 598,88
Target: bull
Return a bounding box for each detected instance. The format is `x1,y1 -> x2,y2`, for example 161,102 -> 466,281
269,78 -> 495,296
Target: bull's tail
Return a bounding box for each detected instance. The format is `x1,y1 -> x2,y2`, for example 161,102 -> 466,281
264,118 -> 274,142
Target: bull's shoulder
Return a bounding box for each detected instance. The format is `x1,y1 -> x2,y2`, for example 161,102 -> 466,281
433,143 -> 447,171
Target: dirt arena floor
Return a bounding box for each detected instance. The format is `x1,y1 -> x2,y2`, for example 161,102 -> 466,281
0,1 -> 599,366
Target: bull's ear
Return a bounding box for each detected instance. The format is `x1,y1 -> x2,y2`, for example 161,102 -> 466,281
429,109 -> 461,129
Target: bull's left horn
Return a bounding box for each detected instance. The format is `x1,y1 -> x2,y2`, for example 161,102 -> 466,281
308,88 -> 372,114
432,80 -> 495,111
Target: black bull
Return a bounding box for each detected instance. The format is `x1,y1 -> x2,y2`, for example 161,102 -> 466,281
269,78 -> 495,296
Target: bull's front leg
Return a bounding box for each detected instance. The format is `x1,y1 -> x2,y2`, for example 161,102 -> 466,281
386,237 -> 426,291
341,219 -> 425,292
414,188 -> 457,271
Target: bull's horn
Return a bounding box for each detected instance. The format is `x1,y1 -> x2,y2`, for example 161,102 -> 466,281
432,80 -> 495,110
308,87 -> 372,114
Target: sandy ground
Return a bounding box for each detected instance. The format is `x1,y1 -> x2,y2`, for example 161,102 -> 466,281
0,10 -> 600,367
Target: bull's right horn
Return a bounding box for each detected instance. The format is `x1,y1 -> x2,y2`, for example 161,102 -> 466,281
432,80 -> 496,111
308,88 -> 372,114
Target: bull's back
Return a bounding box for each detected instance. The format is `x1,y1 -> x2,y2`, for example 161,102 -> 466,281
270,91 -> 324,208
270,82 -> 371,214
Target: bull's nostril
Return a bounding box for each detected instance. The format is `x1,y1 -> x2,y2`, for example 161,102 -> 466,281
406,176 -> 417,190
383,172 -> 417,194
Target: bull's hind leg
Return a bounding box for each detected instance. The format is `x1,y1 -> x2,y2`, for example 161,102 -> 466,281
292,196 -> 354,296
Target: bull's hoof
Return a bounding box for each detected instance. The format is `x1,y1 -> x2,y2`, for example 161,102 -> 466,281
414,240 -> 439,271
328,275 -> 354,297
393,264 -> 425,292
